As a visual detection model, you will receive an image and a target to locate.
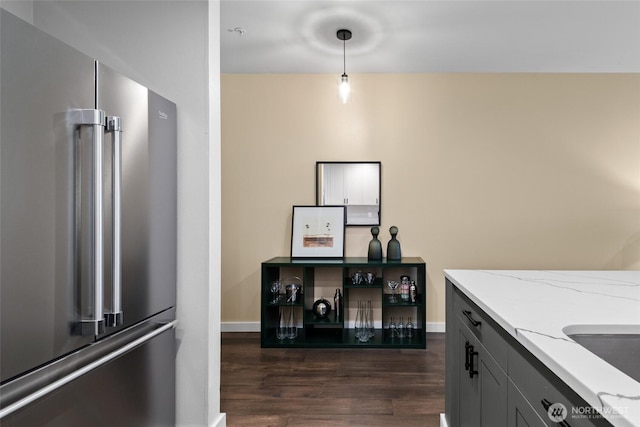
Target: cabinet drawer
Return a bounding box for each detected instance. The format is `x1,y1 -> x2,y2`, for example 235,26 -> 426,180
508,378 -> 547,427
509,345 -> 611,427
453,286 -> 508,368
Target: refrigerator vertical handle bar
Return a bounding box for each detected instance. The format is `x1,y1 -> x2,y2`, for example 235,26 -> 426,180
75,109 -> 105,336
105,116 -> 123,327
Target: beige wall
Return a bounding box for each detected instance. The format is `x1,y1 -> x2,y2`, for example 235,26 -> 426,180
221,73 -> 640,328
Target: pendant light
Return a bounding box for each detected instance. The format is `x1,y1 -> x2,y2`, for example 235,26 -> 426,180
337,29 -> 352,104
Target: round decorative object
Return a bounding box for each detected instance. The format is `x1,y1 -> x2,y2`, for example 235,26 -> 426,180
312,298 -> 332,318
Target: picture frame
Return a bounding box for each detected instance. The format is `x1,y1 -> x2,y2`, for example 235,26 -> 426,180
316,161 -> 381,226
290,205 -> 346,259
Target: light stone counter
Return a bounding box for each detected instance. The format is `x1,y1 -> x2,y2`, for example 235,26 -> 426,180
444,270 -> 640,427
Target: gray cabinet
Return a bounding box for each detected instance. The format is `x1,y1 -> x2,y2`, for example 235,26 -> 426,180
508,338 -> 611,427
508,379 -> 547,427
477,341 -> 508,426
447,281 -> 508,427
445,279 -> 614,427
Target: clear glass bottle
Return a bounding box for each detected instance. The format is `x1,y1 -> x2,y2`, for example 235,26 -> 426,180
357,300 -> 371,343
389,316 -> 396,338
409,280 -> 417,303
355,300 -> 362,340
277,306 -> 287,340
406,316 -> 414,338
367,300 -> 374,339
287,306 -> 297,340
400,275 -> 410,302
334,288 -> 342,321
397,316 -> 405,338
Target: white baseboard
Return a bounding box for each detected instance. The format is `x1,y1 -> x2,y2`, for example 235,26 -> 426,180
221,321 -> 445,333
221,322 -> 261,332
428,322 -> 445,333
210,413 -> 226,427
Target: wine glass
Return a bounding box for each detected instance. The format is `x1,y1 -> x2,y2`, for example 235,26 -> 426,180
387,280 -> 398,303
270,280 -> 280,303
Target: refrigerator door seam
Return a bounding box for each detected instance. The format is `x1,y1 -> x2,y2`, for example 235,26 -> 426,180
0,320 -> 177,420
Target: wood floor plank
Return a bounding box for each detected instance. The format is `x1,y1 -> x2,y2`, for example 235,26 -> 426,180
220,332 -> 445,426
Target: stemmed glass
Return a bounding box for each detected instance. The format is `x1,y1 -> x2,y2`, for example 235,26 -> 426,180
270,280 -> 281,303
387,280 -> 398,303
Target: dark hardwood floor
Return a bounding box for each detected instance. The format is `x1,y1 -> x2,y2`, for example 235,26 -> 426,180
220,332 -> 445,427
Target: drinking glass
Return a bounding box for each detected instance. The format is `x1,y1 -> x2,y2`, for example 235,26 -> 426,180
351,271 -> 363,285
387,280 -> 398,303
270,280 -> 281,303
364,272 -> 376,286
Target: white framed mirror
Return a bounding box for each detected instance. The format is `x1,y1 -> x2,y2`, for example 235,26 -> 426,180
316,161 -> 381,226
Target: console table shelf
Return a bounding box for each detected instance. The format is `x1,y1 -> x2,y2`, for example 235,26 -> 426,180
261,256 -> 427,348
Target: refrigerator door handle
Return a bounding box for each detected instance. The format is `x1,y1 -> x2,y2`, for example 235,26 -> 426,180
0,320 -> 177,420
73,109 -> 106,336
105,116 -> 123,327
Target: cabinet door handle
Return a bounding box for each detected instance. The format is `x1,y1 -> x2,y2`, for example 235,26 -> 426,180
468,346 -> 478,378
541,399 -> 571,427
464,341 -> 472,370
462,310 -> 482,327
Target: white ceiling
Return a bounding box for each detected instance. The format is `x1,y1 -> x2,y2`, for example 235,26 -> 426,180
220,0 -> 640,73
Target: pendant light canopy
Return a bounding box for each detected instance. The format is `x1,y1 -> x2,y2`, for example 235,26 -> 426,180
337,29 -> 352,104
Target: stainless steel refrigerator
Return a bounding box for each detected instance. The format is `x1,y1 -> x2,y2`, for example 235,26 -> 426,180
0,9 -> 177,426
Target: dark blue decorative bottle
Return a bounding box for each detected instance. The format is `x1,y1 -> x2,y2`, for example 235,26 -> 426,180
368,226 -> 383,261
387,226 -> 401,261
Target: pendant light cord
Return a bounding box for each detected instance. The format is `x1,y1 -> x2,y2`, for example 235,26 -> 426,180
343,37 -> 346,75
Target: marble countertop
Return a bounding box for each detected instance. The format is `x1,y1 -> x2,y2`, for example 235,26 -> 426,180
444,270 -> 640,427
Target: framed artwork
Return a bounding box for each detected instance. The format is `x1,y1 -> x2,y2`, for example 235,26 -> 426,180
290,205 -> 346,259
